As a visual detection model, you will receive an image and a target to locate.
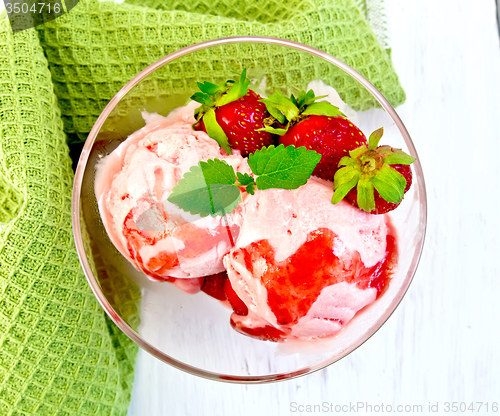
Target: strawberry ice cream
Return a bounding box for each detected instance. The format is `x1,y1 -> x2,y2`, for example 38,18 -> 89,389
224,177 -> 397,340
95,102 -> 247,291
96,98 -> 398,342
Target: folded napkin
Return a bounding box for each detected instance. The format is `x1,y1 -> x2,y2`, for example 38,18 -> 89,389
35,0 -> 405,137
0,16 -> 137,416
0,0 -> 405,414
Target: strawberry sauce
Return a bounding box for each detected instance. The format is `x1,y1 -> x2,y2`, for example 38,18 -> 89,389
229,224 -> 397,341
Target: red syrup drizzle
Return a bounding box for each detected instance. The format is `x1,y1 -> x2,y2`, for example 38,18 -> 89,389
201,272 -> 227,301
230,223 -> 398,342
201,272 -> 249,315
230,320 -> 287,342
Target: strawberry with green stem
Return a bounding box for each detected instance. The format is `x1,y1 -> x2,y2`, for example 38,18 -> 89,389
259,89 -> 367,180
192,69 -> 274,156
331,127 -> 416,214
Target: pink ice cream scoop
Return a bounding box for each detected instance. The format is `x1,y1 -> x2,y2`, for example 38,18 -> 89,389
223,177 -> 397,340
95,102 -> 247,292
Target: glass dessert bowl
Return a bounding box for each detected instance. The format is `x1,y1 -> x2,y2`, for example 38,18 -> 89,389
72,36 -> 427,383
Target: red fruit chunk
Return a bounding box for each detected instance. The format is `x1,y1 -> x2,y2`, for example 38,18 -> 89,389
280,115 -> 367,181
230,317 -> 287,342
201,272 -> 250,316
224,278 -> 248,316
201,272 -> 228,301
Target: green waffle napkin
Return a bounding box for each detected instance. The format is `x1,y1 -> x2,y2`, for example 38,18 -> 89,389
35,0 -> 405,137
0,0 -> 405,414
0,16 -> 137,416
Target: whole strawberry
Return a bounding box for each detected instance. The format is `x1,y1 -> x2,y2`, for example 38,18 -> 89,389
192,69 -> 274,156
259,89 -> 366,180
331,127 -> 416,214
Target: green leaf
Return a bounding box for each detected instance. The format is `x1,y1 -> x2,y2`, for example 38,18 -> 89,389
331,167 -> 361,204
260,90 -> 300,122
334,165 -> 362,188
357,177 -> 376,212
191,92 -> 212,106
371,164 -> 406,203
246,183 -> 256,195
374,145 -> 396,159
384,150 -> 416,165
349,145 -> 369,159
295,89 -> 321,108
338,156 -> 358,167
236,172 -> 255,186
167,159 -> 241,217
248,144 -> 321,190
217,69 -> 250,106
301,102 -> 345,117
202,109 -> 232,155
256,126 -> 288,135
197,81 -> 225,95
265,104 -> 286,125
368,127 -> 384,150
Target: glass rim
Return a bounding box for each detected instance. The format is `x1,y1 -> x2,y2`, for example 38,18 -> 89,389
71,35 -> 427,383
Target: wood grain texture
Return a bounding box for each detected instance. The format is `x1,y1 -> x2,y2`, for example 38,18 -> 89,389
128,1 -> 500,414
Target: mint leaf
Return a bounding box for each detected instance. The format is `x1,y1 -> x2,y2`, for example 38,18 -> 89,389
236,172 -> 255,186
236,172 -> 256,194
248,144 -> 321,190
246,183 -> 256,195
202,108 -> 232,155
167,159 -> 241,217
168,146 -> 321,218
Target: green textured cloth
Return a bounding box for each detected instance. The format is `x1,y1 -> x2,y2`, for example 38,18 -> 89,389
0,0 -> 405,414
35,0 -> 405,137
0,16 -> 137,416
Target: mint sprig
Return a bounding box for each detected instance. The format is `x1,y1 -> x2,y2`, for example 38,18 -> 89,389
167,145 -> 321,217
167,159 -> 241,218
248,144 -> 321,190
236,172 -> 256,195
